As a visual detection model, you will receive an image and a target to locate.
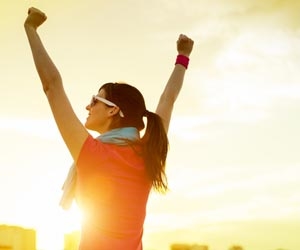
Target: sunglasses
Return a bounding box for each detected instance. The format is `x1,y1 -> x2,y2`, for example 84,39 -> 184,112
90,95 -> 124,117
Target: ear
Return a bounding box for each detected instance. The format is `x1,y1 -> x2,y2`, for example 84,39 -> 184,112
108,106 -> 121,117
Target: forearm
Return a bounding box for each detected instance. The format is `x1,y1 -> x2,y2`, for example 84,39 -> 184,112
25,25 -> 62,93
160,64 -> 186,104
155,63 -> 187,132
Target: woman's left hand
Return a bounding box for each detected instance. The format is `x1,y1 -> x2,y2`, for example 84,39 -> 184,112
177,34 -> 194,57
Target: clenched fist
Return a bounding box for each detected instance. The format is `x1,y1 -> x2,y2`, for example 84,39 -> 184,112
24,7 -> 47,29
177,34 -> 194,57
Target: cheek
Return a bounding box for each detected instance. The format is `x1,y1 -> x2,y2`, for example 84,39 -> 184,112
90,109 -> 106,125
85,111 -> 98,125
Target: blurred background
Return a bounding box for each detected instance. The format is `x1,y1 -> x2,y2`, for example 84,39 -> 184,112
0,0 -> 299,249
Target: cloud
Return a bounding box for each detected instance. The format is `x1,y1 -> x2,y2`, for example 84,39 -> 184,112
167,91 -> 300,176
181,0 -> 300,127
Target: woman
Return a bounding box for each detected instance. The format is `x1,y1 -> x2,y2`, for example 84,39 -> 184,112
24,7 -> 193,250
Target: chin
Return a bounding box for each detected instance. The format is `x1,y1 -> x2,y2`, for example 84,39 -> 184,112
85,122 -> 97,133
84,120 -> 91,130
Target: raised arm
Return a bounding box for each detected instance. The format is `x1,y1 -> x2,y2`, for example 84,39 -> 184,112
24,7 -> 88,162
155,34 -> 194,133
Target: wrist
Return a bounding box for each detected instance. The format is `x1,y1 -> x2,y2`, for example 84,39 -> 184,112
178,52 -> 190,57
24,22 -> 37,31
175,54 -> 189,69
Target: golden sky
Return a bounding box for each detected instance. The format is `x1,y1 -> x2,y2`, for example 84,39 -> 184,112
0,0 -> 299,249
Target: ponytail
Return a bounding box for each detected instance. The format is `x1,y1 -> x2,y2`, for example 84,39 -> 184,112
99,82 -> 169,192
141,111 -> 169,193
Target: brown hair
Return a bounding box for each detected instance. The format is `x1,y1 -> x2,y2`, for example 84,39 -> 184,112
99,82 -> 169,192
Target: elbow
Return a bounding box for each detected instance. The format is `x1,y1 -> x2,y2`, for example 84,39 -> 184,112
36,67 -> 63,95
40,75 -> 63,96
42,84 -> 50,94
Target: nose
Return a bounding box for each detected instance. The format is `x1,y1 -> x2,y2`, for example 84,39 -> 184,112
86,104 -> 91,110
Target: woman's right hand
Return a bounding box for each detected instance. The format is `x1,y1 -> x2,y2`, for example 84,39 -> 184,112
24,7 -> 47,29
